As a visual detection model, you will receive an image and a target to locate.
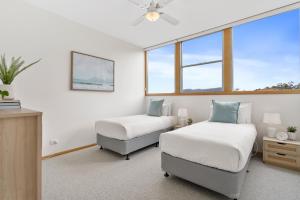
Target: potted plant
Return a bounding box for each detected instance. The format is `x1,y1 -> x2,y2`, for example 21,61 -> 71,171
0,55 -> 40,100
187,118 -> 193,125
0,90 -> 9,100
287,126 -> 297,141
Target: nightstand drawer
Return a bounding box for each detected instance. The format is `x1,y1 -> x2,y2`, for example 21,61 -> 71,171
263,151 -> 300,170
263,141 -> 300,156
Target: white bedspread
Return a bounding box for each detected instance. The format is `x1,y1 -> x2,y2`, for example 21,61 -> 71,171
160,121 -> 257,172
95,115 -> 176,140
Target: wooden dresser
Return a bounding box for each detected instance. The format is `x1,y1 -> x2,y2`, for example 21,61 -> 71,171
0,109 -> 42,200
263,136 -> 300,171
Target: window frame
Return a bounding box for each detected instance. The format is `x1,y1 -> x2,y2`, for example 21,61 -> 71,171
180,31 -> 224,93
145,9 -> 300,96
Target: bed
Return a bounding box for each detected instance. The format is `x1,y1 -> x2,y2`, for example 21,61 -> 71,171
160,121 -> 257,199
96,114 -> 176,160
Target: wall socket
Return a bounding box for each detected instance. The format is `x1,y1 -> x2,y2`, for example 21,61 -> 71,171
49,139 -> 58,145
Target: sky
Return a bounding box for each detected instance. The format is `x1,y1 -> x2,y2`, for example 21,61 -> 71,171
147,8 -> 300,93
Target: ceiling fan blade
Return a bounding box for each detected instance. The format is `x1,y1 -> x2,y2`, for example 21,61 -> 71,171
128,0 -> 148,9
158,0 -> 174,7
132,15 -> 145,26
160,13 -> 179,25
128,0 -> 142,6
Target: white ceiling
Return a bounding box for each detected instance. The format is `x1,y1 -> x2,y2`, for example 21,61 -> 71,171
25,0 -> 300,48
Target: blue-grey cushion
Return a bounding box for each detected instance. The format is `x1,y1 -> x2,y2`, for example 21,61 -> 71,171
209,100 -> 240,124
147,99 -> 164,117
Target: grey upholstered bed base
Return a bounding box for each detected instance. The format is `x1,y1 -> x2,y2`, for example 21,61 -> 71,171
97,128 -> 172,159
161,152 -> 251,199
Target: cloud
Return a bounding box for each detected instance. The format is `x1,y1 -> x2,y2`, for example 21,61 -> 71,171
182,63 -> 222,89
234,57 -> 300,90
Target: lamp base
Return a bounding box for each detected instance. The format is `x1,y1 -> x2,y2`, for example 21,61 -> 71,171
267,127 -> 276,138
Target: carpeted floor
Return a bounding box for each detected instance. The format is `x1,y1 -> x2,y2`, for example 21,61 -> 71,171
43,146 -> 300,200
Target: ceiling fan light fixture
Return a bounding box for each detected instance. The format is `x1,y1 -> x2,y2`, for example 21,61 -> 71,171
145,11 -> 160,22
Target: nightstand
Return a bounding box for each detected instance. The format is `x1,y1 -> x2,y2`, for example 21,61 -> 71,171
263,137 -> 300,171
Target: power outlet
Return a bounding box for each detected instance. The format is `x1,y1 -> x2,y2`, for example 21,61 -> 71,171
49,139 -> 58,145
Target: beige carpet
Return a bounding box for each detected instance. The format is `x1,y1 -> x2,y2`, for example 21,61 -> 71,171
43,146 -> 300,200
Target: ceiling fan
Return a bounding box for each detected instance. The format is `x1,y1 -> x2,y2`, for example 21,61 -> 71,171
129,0 -> 179,26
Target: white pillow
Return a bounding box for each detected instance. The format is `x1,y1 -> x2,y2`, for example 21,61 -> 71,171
237,103 -> 252,124
162,103 -> 172,116
209,102 -> 252,124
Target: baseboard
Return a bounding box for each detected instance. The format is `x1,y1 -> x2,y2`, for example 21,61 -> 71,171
42,143 -> 97,160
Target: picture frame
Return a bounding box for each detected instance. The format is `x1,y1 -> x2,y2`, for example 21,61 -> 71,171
71,51 -> 115,92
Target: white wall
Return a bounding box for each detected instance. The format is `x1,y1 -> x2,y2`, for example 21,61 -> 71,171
0,0 -> 145,156
1,0 -> 299,156
147,95 -> 300,151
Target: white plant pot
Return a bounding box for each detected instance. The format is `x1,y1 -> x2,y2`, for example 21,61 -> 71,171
288,132 -> 297,141
0,84 -> 14,100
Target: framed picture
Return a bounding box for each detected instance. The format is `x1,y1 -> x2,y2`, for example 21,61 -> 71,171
71,51 -> 114,92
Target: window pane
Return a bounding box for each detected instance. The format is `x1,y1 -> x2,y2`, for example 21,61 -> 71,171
147,45 -> 175,93
182,62 -> 223,92
182,32 -> 223,66
233,9 -> 300,91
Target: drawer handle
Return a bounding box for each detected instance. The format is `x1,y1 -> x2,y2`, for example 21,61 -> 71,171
276,153 -> 286,156
277,142 -> 286,145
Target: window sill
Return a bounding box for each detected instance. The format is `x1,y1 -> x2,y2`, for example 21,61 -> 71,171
145,90 -> 300,96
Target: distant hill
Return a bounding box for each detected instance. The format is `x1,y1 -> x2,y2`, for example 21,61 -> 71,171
255,82 -> 300,91
182,87 -> 223,92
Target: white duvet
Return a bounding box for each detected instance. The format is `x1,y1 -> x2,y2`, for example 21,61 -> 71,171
160,121 -> 257,172
95,115 -> 176,140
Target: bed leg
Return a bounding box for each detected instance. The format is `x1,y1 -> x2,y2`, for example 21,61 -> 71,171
125,154 -> 130,160
164,172 -> 169,177
100,146 -> 103,150
155,142 -> 159,147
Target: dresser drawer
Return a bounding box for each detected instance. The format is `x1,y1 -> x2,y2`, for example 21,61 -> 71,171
263,151 -> 300,170
263,141 -> 300,156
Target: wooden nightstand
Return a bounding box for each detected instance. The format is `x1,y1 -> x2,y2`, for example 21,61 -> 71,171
263,137 -> 300,171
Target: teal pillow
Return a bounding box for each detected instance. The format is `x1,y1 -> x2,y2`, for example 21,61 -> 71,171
147,99 -> 164,117
210,100 -> 240,124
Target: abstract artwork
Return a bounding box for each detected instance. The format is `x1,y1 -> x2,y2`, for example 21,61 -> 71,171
71,51 -> 114,92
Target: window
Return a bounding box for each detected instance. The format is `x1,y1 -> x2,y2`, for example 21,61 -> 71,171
233,9 -> 300,91
145,8 -> 300,95
146,44 -> 175,94
181,32 -> 223,92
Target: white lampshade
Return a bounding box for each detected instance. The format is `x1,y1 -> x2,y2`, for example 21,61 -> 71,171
178,108 -> 188,117
263,113 -> 281,125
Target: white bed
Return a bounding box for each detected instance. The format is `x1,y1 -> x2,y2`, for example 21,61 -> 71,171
96,115 -> 176,140
160,121 -> 257,172
96,114 -> 176,159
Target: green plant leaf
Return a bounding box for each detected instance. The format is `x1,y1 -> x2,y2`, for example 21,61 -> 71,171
0,54 -> 41,84
2,90 -> 9,97
0,55 -> 8,84
7,57 -> 24,84
13,59 -> 41,78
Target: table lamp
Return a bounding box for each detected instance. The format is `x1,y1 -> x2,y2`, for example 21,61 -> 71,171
178,108 -> 188,126
263,113 -> 281,138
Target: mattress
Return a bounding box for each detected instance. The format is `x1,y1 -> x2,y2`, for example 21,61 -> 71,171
95,115 -> 176,140
160,121 -> 257,172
